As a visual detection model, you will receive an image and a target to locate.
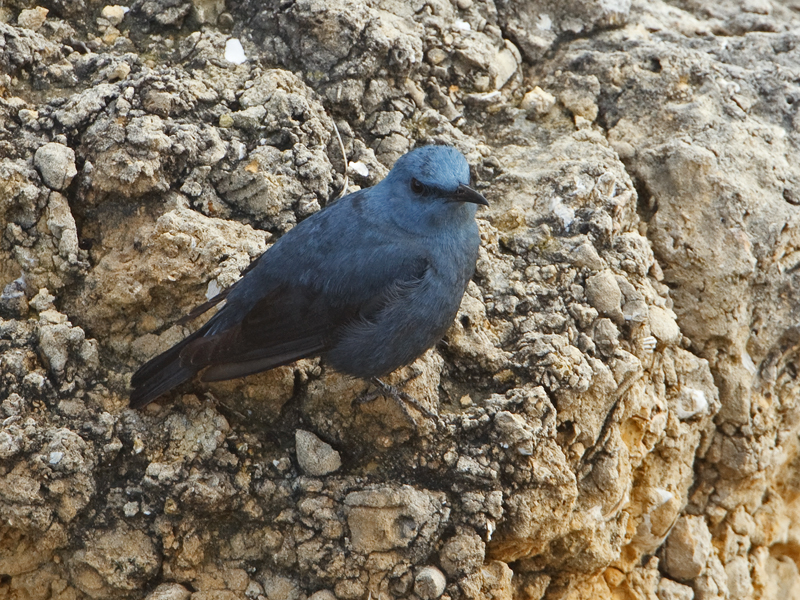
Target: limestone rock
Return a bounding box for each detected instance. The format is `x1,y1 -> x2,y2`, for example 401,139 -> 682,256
657,578 -> 694,600
414,566 -> 447,600
663,516 -> 713,581
295,429 -> 341,476
34,143 -> 76,191
145,583 -> 192,600
345,485 -> 448,558
5,0 -> 800,596
440,530 -> 485,578
17,7 -> 48,31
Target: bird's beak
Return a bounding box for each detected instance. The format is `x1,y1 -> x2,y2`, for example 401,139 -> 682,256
451,183 -> 489,206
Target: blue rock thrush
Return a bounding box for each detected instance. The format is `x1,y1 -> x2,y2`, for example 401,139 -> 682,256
129,145 -> 488,412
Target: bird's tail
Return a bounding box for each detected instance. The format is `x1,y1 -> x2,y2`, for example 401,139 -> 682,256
129,331 -> 203,409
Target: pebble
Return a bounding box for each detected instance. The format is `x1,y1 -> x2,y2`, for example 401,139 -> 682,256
663,515 -> 713,581
101,5 -> 128,26
144,583 -> 191,600
17,7 -> 48,31
656,578 -> 694,600
348,161 -> 370,177
585,270 -> 623,319
34,143 -> 77,191
295,429 -> 341,476
493,47 -> 518,89
520,86 -> 556,117
415,566 -> 447,600
225,38 -> 247,65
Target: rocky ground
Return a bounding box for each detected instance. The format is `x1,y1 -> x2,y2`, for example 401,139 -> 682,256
2,0 -> 800,598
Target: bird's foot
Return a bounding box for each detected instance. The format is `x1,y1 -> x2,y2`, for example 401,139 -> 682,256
353,377 -> 438,423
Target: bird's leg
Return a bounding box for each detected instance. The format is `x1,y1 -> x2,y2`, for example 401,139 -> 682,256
353,377 -> 438,420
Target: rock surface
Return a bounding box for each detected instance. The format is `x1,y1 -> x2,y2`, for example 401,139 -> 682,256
2,0 -> 800,598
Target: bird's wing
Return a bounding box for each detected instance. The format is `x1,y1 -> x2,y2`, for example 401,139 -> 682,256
180,251 -> 430,382
177,280 -> 349,381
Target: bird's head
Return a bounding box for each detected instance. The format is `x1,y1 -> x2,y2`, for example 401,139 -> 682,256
378,145 -> 488,233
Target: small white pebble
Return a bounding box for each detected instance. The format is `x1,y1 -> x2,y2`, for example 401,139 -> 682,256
225,38 -> 247,65
675,387 -> 708,420
653,488 -> 673,507
123,501 -> 139,517
549,196 -> 575,229
742,351 -> 757,375
468,90 -> 502,103
415,566 -> 447,600
454,19 -> 471,30
206,279 -> 221,301
49,451 -> 64,465
349,161 -> 370,177
101,5 -> 128,26
517,441 -> 534,456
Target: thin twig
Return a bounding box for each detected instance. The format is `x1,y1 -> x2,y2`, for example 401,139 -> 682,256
332,119 -> 349,199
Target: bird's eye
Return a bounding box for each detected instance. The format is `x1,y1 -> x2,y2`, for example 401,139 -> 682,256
410,178 -> 424,194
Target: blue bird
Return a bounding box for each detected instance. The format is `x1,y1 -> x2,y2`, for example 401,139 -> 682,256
129,145 -> 488,411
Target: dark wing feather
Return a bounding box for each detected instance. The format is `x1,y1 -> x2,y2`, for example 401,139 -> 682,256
129,327 -> 206,409
178,281 -> 359,379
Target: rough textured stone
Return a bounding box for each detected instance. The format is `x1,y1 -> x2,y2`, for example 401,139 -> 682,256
295,429 -> 341,476
414,565 -> 447,600
345,485 -> 447,558
144,583 -> 192,600
34,143 -> 77,191
657,578 -> 694,600
663,516 -> 713,582
4,0 -> 800,597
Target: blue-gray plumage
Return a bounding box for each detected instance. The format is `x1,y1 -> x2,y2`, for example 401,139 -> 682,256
129,145 -> 488,409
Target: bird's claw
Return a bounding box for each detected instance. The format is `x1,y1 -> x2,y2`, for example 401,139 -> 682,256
353,377 -> 440,426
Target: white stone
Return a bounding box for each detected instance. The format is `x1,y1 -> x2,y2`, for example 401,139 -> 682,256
663,515 -> 713,581
549,195 -> 575,229
206,279 -> 221,300
656,578 -> 694,600
520,86 -> 556,116
415,566 -> 447,600
34,143 -> 77,191
349,161 -> 370,177
101,5 -> 128,26
295,429 -> 341,476
725,556 -> 753,600
585,270 -> 623,318
225,38 -> 247,65
649,305 -> 681,344
17,7 -> 48,30
493,47 -> 518,90
675,388 -> 708,420
144,583 -> 191,600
